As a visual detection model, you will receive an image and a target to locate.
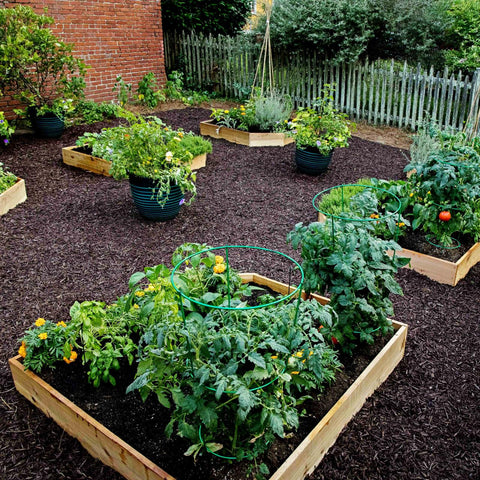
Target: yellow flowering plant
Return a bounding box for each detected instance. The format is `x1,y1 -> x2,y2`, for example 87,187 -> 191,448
18,318 -> 77,372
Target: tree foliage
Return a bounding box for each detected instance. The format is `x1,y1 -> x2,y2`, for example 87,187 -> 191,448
161,0 -> 252,37
0,5 -> 86,109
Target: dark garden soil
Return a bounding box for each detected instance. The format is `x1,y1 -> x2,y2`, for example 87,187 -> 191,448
1,107 -> 479,480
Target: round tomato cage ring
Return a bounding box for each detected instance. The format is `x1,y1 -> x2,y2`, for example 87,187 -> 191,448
312,183 -> 403,246
171,246 -> 305,460
425,235 -> 461,250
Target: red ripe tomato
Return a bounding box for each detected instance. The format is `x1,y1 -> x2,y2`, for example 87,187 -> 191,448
439,211 -> 451,222
331,336 -> 339,346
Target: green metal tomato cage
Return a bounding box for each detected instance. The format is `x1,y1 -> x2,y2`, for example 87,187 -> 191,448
312,183 -> 403,244
170,245 -> 304,460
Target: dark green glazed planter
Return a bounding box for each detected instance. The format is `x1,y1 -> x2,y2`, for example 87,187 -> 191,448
295,148 -> 333,175
129,175 -> 184,221
32,115 -> 65,138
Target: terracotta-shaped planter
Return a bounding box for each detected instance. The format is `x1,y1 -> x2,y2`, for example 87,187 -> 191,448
9,273 -> 407,480
0,178 -> 27,215
200,119 -> 294,147
317,211 -> 479,286
62,147 -> 207,176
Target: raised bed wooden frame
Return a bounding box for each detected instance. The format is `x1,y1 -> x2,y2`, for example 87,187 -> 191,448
316,211 -> 479,286
0,178 -> 27,215
62,146 -> 207,176
200,119 -> 294,147
9,273 -> 407,480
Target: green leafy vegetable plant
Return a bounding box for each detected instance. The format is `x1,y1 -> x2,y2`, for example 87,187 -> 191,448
287,220 -> 409,354
136,72 -> 166,108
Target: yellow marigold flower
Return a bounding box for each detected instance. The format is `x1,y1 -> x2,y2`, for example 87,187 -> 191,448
409,192 -> 414,197
215,255 -> 224,264
18,342 -> 27,358
302,359 -> 306,363
38,332 -> 48,340
35,318 -> 46,327
397,222 -> 406,227
271,355 -> 278,359
63,350 -> 78,364
164,127 -> 169,131
291,371 -> 300,375
133,304 -> 140,309
56,321 -> 67,328
370,213 -> 379,219
213,263 -> 226,274
178,131 -> 184,137
135,290 -> 145,297
427,191 -> 431,195
224,110 -> 229,114
240,105 -> 245,109
144,284 -> 156,292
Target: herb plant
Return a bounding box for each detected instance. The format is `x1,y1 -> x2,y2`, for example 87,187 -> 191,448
0,162 -> 17,194
287,220 -> 409,353
0,112 -> 14,144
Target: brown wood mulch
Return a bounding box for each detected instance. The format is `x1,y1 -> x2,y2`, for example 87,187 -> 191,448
0,107 -> 478,480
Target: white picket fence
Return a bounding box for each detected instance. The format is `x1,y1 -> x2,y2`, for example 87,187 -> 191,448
165,31 -> 480,133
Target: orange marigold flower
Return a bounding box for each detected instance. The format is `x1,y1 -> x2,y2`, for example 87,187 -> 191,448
35,318 -> 46,327
291,371 -> 300,375
63,350 -> 78,364
38,332 -> 48,340
18,342 -> 27,358
370,213 -> 379,219
271,355 -> 278,359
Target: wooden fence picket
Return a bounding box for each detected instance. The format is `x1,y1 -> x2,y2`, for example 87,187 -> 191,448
165,31 -> 480,132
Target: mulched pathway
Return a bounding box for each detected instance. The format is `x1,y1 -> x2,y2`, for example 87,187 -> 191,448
0,107 -> 478,480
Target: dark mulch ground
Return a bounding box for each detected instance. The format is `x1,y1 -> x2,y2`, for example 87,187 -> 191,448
1,107 -> 479,480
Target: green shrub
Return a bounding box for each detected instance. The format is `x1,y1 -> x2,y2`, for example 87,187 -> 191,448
0,162 -> 17,194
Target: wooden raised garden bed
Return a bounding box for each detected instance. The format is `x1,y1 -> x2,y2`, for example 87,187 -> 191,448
317,211 -> 479,286
200,119 -> 294,147
9,273 -> 407,480
62,146 -> 207,176
0,178 -> 27,215
390,243 -> 480,286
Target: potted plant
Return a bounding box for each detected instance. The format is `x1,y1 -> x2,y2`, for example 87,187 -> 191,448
200,89 -> 295,147
0,5 -> 86,138
76,114 -> 199,221
283,87 -> 356,175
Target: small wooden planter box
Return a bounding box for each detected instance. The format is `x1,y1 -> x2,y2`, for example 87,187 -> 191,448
392,243 -> 480,286
9,274 -> 407,480
317,211 -> 480,286
200,119 -> 294,147
62,147 -> 207,176
0,178 -> 27,215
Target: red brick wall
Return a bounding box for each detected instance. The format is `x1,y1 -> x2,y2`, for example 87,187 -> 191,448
1,0 -> 165,115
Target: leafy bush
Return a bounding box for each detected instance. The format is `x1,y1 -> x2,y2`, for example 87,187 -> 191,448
162,0 -> 252,36
443,0 -> 480,73
0,5 -> 86,116
0,112 -> 14,144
